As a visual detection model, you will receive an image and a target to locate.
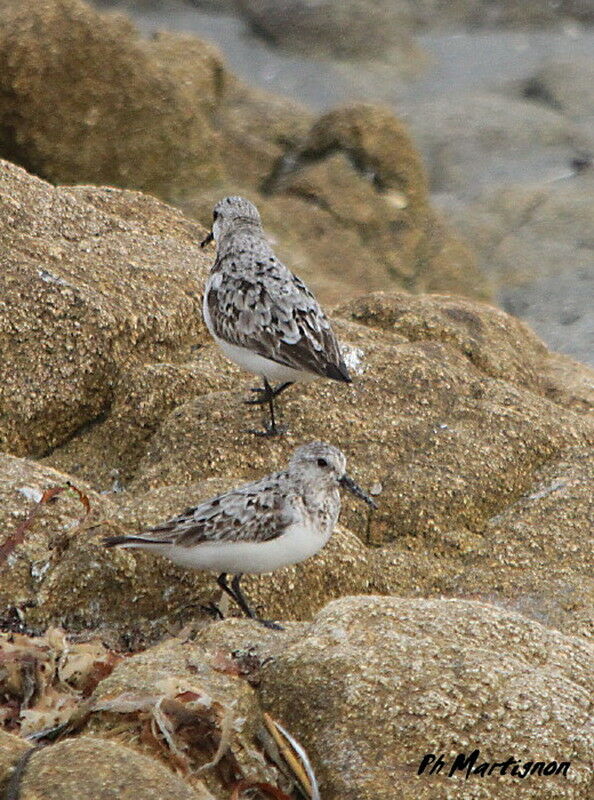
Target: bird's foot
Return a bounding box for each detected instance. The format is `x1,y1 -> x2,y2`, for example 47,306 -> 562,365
248,421 -> 288,437
201,602 -> 225,620
244,386 -> 272,406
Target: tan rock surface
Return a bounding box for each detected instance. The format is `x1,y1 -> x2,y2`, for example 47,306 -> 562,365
0,1 -> 488,306
0,454 -> 213,645
256,104 -> 489,302
0,160 -> 210,457
0,730 -> 31,794
0,454 -> 374,639
0,0 -> 223,195
15,736 -> 213,800
370,444 -> 594,637
259,596 -> 594,800
124,295 -> 593,546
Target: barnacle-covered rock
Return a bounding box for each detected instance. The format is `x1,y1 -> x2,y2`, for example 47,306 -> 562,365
259,596 -> 594,800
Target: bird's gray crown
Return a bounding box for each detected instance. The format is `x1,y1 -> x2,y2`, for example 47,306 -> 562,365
213,196 -> 261,231
288,441 -> 346,482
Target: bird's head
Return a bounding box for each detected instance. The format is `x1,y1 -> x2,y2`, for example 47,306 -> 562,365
200,196 -> 262,248
288,441 -> 377,508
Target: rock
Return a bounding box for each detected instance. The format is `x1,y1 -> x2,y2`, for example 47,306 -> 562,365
0,2 -> 488,308
259,596 -> 594,800
85,635 -> 289,797
0,0 -> 223,196
213,79 -> 312,189
371,444 -> 594,637
0,452 -> 374,639
0,159 -> 210,457
14,737 -> 213,800
235,0 -> 420,64
446,174 -> 594,366
454,0 -> 594,27
0,454 -> 216,646
253,104 -> 489,302
522,57 -> 594,121
409,92 -> 592,196
120,293 -> 593,545
0,730 -> 31,794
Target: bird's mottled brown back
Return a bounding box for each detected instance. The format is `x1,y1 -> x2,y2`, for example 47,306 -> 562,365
142,473 -> 294,547
205,236 -> 348,379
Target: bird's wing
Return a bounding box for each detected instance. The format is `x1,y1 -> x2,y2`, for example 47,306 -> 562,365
205,258 -> 349,380
139,475 -> 294,547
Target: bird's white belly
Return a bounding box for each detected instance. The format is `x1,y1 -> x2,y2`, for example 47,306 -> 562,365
215,336 -> 316,384
156,522 -> 331,574
203,292 -> 316,384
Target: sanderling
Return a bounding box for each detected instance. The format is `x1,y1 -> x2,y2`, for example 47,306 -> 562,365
200,196 -> 352,435
103,442 -> 376,629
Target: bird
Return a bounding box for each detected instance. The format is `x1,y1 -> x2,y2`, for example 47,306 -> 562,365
200,196 -> 352,435
103,442 -> 376,629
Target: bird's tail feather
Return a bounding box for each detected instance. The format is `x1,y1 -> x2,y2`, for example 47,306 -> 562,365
103,535 -> 171,548
326,360 -> 352,383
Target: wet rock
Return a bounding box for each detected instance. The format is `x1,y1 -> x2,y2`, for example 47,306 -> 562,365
0,160 -> 210,456
522,57 -> 594,121
0,0 -> 223,196
235,0 -> 421,64
409,92 -> 592,196
259,596 -> 594,800
447,174 -> 594,366
15,736 -> 213,800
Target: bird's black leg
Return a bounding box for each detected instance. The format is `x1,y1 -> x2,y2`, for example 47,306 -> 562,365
245,378 -> 291,437
230,574 -> 284,631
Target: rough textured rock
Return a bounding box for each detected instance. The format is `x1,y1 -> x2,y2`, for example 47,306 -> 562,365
370,444 -> 594,637
0,730 -> 31,794
409,92 -> 592,196
0,0 -> 224,196
0,2 -> 489,307
0,453 -> 374,639
447,174 -> 594,366
243,104 -> 489,303
0,159 -> 210,456
14,737 -> 213,800
0,454 -> 216,645
259,596 -> 594,800
115,293 -> 593,545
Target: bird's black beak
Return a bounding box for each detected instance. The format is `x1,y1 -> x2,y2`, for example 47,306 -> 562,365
339,474 -> 378,509
200,230 -> 214,248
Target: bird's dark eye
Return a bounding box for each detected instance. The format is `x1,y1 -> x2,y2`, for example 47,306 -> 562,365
213,210 -> 219,221
317,458 -> 328,468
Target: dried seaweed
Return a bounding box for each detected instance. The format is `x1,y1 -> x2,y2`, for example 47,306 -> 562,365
0,482 -> 91,567
263,713 -> 320,800
230,780 -> 293,800
0,629 -> 120,739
